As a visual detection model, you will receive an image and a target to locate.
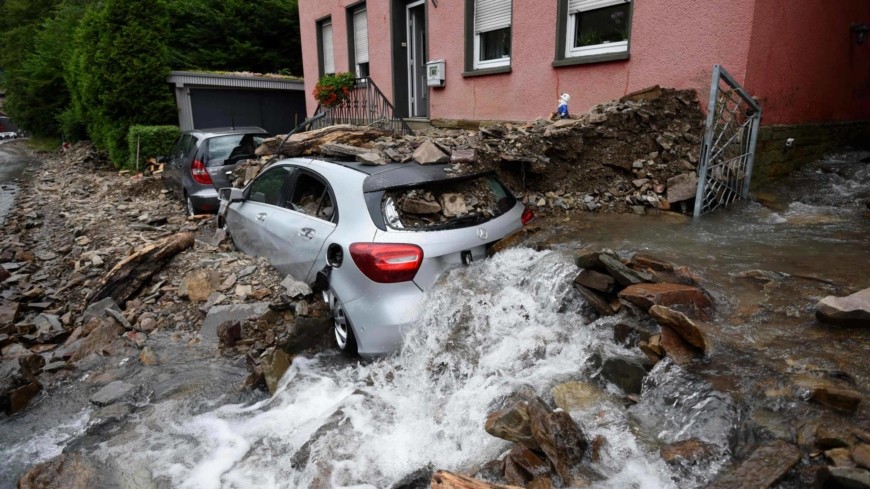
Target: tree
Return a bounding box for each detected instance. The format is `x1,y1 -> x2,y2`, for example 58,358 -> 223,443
4,1 -> 89,138
66,0 -> 176,166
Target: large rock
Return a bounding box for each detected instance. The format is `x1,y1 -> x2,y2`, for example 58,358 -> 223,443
816,287 -> 870,327
854,444 -> 870,470
659,325 -> 700,365
440,193 -> 468,217
826,467 -> 870,488
551,381 -> 615,411
68,318 -> 124,363
600,356 -> 648,395
574,269 -> 615,293
4,382 -> 41,415
527,397 -> 587,485
618,283 -> 711,316
484,401 -> 540,451
648,305 -> 708,351
666,173 -> 698,204
599,254 -> 653,287
282,275 -> 312,299
90,380 -> 136,406
261,348 -> 291,395
18,452 -> 97,489
706,440 -> 801,489
413,141 -> 449,165
402,197 -> 441,214
179,269 -> 222,302
503,444 -> 550,486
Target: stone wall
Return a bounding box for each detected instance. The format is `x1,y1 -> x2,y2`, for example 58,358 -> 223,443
752,121 -> 870,188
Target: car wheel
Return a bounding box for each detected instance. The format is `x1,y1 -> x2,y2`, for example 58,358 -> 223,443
325,290 -> 357,355
185,194 -> 198,217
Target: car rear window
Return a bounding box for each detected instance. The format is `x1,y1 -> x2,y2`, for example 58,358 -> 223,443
382,173 -> 515,230
205,134 -> 269,166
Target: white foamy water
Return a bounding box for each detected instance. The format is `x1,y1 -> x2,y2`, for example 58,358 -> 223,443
91,249 -> 723,488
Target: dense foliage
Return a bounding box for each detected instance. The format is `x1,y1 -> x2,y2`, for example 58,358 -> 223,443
127,125 -> 180,168
314,72 -> 357,108
0,0 -> 302,167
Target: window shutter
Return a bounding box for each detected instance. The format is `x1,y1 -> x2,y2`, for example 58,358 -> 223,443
474,0 -> 511,34
322,22 -> 335,74
568,0 -> 628,14
353,9 -> 369,64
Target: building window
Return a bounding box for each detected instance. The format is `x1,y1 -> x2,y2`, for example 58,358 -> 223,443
318,18 -> 335,76
349,6 -> 369,77
465,0 -> 512,72
556,0 -> 632,66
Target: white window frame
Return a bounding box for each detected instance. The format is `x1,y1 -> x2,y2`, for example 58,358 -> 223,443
352,8 -> 369,76
565,0 -> 630,59
473,0 -> 511,70
322,20 -> 335,75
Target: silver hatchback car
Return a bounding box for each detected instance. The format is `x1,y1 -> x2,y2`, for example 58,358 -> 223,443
165,127 -> 271,215
220,157 -> 532,357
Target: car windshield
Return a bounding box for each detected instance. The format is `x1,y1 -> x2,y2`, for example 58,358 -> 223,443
206,134 -> 268,166
382,174 -> 515,230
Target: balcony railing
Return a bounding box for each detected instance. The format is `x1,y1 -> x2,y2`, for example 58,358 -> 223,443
309,77 -> 414,136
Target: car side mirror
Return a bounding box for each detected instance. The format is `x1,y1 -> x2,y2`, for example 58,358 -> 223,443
219,187 -> 245,203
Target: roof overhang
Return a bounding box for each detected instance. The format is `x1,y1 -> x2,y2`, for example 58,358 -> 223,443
167,71 -> 305,91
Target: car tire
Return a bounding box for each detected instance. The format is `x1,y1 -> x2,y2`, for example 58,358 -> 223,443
185,193 -> 199,217
325,290 -> 357,355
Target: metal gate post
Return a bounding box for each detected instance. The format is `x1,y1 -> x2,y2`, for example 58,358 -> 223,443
694,65 -> 723,218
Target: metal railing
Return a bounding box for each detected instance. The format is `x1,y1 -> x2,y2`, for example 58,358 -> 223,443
309,77 -> 414,136
693,65 -> 762,217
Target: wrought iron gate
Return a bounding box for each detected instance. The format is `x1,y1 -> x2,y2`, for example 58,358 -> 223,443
693,65 -> 762,217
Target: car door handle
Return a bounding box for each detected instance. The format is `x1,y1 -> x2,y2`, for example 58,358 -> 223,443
298,228 -> 315,239
257,213 -> 266,222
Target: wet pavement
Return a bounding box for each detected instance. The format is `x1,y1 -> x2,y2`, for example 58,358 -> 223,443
0,140 -> 35,227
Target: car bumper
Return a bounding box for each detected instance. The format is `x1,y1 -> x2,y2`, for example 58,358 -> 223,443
189,187 -> 219,213
341,283 -> 424,358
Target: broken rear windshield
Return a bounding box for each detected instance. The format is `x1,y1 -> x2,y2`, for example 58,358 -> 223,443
382,174 -> 515,230
205,134 -> 269,166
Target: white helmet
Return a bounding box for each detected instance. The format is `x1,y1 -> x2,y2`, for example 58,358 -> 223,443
559,93 -> 571,104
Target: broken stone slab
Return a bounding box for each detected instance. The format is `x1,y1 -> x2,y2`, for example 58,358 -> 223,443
402,197 -> 442,214
89,380 -> 136,406
705,440 -> 800,489
68,318 -> 124,363
200,302 -> 271,344
413,140 -> 449,165
503,444 -> 550,486
440,193 -> 468,217
574,283 -> 615,316
261,347 -> 291,395
618,282 -> 712,316
648,305 -> 708,351
574,269 -> 615,293
666,173 -> 698,204
450,148 -> 477,164
320,143 -> 369,158
357,152 -> 388,166
816,287 -> 870,327
179,269 -> 222,302
0,266 -> 9,284
430,471 -> 524,489
281,275 -> 312,299
551,381 -> 616,412
81,297 -> 120,322
599,254 -> 654,287
0,301 -> 20,325
826,467 -> 870,488
527,397 -> 587,485
4,382 -> 41,415
854,444 -> 870,470
17,452 -> 98,489
484,400 -> 540,451
600,356 -> 648,395
659,325 -> 700,365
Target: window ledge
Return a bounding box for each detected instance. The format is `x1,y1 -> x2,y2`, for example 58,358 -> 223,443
553,52 -> 630,67
462,66 -> 512,78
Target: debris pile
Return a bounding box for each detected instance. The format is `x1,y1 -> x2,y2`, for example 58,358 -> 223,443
256,86 -> 705,216
0,142 -> 332,414
385,175 -> 509,229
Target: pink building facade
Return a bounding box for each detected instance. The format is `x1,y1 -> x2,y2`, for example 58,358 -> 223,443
299,0 -> 870,128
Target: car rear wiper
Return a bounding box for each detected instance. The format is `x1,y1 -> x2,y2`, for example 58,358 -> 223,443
426,213 -> 487,231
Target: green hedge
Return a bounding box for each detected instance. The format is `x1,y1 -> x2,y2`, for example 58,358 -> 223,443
127,125 -> 179,169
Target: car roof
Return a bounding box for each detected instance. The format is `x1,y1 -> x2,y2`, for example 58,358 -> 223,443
186,127 -> 269,137
306,158 -> 492,193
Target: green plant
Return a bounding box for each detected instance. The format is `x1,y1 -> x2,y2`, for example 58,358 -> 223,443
128,125 -> 180,169
313,72 -> 356,108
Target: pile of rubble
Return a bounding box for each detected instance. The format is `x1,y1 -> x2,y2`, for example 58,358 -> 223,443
253,86 -> 705,217
0,142 -> 332,415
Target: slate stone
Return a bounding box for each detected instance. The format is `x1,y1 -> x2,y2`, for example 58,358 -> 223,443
600,356 -> 647,395
82,297 -> 120,322
705,440 -> 800,489
816,287 -> 870,327
413,141 -> 449,165
666,173 -> 698,204
599,254 -> 654,286
281,275 -> 312,299
89,380 -> 136,406
574,269 -> 615,293
201,302 -> 271,344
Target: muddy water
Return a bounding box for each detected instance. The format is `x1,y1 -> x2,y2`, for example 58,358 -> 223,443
1,151 -> 868,488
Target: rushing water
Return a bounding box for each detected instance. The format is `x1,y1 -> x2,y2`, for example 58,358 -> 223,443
1,151 -> 868,488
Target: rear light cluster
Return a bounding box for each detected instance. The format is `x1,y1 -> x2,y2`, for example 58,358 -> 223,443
350,243 -> 423,283
521,207 -> 535,225
191,159 -> 212,185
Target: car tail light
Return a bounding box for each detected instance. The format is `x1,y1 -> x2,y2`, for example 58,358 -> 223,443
521,207 -> 535,225
350,243 -> 424,283
191,159 -> 212,185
